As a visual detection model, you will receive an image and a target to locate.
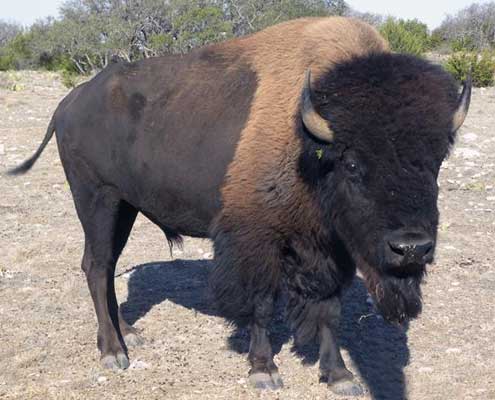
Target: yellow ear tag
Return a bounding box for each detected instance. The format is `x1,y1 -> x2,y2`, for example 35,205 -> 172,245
316,148 -> 323,160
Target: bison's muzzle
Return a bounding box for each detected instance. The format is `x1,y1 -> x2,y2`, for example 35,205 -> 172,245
384,230 -> 434,273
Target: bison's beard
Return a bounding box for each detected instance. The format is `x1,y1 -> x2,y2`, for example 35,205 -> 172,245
359,259 -> 425,323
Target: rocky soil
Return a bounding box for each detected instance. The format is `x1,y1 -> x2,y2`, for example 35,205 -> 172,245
0,71 -> 494,400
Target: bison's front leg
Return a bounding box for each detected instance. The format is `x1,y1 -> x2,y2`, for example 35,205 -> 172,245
319,297 -> 363,396
248,296 -> 283,390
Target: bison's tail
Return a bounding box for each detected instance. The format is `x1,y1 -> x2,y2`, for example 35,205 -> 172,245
7,114 -> 56,176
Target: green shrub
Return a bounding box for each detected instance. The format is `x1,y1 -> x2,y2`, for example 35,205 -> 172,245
0,33 -> 34,71
451,37 -> 476,52
0,53 -> 14,70
380,18 -> 430,56
60,69 -> 79,88
55,55 -> 80,74
38,52 -> 73,72
428,30 -> 446,51
444,51 -> 495,87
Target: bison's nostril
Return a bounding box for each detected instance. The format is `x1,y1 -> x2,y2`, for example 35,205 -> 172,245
388,241 -> 406,256
418,242 -> 433,257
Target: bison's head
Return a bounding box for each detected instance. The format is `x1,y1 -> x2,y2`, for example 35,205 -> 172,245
298,53 -> 471,323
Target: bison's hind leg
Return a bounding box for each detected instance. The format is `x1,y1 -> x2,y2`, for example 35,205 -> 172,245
72,180 -> 140,370
118,309 -> 144,347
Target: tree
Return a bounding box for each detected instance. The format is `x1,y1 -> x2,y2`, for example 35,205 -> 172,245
435,2 -> 495,50
0,34 -> 36,70
0,21 -> 23,48
224,0 -> 341,36
346,10 -> 384,27
0,0 -> 358,73
325,0 -> 348,16
163,2 -> 233,54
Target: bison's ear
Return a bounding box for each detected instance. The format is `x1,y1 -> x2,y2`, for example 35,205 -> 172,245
450,75 -> 472,139
301,70 -> 335,143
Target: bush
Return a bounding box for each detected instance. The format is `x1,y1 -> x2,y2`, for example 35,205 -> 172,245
451,37 -> 476,52
0,33 -> 34,71
444,51 -> 495,87
380,18 -> 430,56
0,53 -> 14,70
60,70 -> 79,88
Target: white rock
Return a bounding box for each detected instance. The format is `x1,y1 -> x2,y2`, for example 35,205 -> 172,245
446,348 -> 462,354
97,376 -> 107,383
463,132 -> 478,142
455,147 -> 481,159
129,360 -> 150,370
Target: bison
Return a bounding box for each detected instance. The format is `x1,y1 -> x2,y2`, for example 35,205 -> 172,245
9,17 -> 471,396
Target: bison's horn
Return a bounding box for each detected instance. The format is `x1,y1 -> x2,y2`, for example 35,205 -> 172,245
452,74 -> 472,133
301,69 -> 334,143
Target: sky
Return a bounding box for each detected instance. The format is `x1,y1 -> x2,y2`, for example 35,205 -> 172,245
347,0 -> 492,29
0,0 -> 492,29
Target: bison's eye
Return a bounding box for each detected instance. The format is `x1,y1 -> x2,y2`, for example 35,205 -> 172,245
347,162 -> 357,171
345,160 -> 359,174
342,158 -> 362,181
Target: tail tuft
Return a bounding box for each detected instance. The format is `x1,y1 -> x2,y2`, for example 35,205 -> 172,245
6,157 -> 38,176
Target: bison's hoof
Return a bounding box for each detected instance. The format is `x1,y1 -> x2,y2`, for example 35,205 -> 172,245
101,352 -> 130,370
329,379 -> 364,397
124,332 -> 144,347
249,371 -> 284,390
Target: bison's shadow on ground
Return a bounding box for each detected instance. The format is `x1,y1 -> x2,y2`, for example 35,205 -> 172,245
120,259 -> 409,400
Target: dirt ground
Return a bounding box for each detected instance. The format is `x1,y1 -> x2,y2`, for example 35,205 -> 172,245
0,71 -> 494,400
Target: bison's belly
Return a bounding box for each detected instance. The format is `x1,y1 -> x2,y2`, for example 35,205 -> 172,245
129,174 -> 222,239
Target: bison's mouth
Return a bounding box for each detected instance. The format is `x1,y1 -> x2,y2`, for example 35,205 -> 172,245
372,270 -> 424,323
358,258 -> 426,323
